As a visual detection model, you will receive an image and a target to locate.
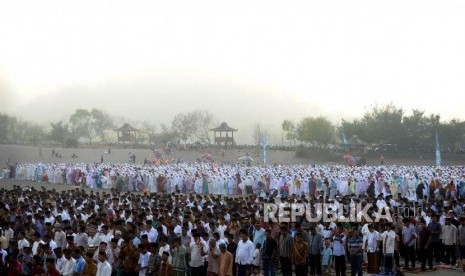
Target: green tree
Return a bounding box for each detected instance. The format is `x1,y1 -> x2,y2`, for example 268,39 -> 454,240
90,108 -> 114,143
69,109 -> 93,143
438,119 -> 465,152
362,104 -> 403,145
191,110 -> 214,145
171,113 -> 196,144
296,116 -> 334,145
282,120 -> 297,146
49,121 -> 71,146
401,110 -> 440,151
24,123 -> 45,146
0,113 -> 11,143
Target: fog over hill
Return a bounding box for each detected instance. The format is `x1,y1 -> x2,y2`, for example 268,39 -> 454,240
10,73 -> 351,144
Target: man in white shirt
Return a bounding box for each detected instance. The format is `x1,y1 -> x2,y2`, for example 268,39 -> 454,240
32,232 -> 45,256
99,226 -> 114,245
332,227 -> 346,276
365,224 -> 380,274
44,234 -> 58,250
97,251 -> 112,276
217,218 -> 228,240
173,220 -> 182,236
137,243 -> 152,276
55,248 -> 67,273
59,249 -> 76,276
3,223 -> 14,248
188,233 -> 207,275
442,217 -> 458,266
44,211 -> 55,225
383,225 -> 398,274
87,228 -> 101,249
158,237 -> 170,258
17,231 -> 30,253
236,229 -> 254,276
146,221 -> 158,243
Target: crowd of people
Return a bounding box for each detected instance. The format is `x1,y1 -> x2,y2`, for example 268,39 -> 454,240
0,161 -> 465,275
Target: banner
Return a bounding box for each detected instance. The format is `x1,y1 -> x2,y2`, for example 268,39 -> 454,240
342,130 -> 348,151
435,130 -> 441,166
262,135 -> 267,165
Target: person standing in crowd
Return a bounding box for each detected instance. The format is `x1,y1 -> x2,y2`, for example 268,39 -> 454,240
218,243 -> 233,276
226,233 -> 238,276
82,252 -> 97,276
278,224 -> 293,276
137,243 -> 151,276
261,228 -> 277,276
365,224 -> 380,274
207,238 -> 221,276
146,242 -> 162,276
159,251 -> 173,276
348,228 -> 363,276
73,248 -> 86,275
291,232 -> 308,276
308,226 -> 322,276
189,232 -> 207,276
59,248 -> 76,276
45,257 -> 60,276
97,251 -> 112,276
321,239 -> 333,276
402,218 -> 416,270
236,229 -> 254,276
332,226 -> 346,276
428,214 -> 442,264
458,217 -> 465,271
418,218 -> 433,271
383,224 -> 398,274
442,217 -> 457,266
171,237 -> 186,276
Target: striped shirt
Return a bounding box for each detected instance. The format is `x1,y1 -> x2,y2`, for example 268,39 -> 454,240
74,233 -> 88,248
348,236 -> 363,256
279,234 -> 293,258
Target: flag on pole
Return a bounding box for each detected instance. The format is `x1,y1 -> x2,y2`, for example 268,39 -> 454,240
435,130 -> 441,166
342,130 -> 348,151
262,135 -> 267,165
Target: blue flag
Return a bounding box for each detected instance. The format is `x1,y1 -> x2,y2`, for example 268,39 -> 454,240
262,135 -> 267,165
435,131 -> 441,166
342,130 -> 348,151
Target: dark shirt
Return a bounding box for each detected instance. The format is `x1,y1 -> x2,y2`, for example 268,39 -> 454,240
419,227 -> 432,248
262,237 -> 277,258
427,222 -> 441,243
227,241 -> 237,258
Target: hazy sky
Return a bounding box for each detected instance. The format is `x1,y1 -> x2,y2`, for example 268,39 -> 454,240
1,0 -> 465,133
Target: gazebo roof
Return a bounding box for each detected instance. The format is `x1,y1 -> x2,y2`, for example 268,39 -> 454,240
115,123 -> 139,132
347,135 -> 368,146
210,122 -> 237,132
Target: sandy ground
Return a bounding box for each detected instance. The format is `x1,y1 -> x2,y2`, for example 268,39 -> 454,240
0,144 -> 302,165
0,144 -> 450,167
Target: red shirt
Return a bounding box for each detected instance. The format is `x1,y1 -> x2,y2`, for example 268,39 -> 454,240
46,267 -> 60,276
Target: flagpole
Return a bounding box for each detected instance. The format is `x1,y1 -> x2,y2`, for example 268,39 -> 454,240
435,130 -> 441,166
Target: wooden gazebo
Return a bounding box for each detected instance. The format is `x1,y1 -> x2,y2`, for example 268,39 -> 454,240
347,135 -> 368,154
115,123 -> 139,144
210,122 -> 237,147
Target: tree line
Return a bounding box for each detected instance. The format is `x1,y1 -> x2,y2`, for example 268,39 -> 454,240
0,109 -> 216,148
1,104 -> 465,153
282,104 -> 465,153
